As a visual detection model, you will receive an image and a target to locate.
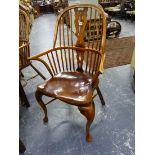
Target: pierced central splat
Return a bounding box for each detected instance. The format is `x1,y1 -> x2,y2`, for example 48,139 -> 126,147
74,7 -> 88,48
74,8 -> 88,72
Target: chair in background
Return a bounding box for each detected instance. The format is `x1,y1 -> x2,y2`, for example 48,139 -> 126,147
19,1 -> 35,27
106,20 -> 121,38
53,0 -> 69,15
29,4 -> 107,142
19,9 -> 46,80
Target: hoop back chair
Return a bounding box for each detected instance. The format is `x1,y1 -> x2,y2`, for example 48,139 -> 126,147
19,9 -> 45,80
29,4 -> 107,142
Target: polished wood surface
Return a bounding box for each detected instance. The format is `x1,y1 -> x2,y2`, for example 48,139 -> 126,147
37,72 -> 93,105
29,4 -> 107,142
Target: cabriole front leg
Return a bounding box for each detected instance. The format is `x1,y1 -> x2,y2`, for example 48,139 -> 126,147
35,90 -> 48,123
78,101 -> 95,142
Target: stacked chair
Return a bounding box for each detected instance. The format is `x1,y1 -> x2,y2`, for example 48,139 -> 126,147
19,8 -> 46,82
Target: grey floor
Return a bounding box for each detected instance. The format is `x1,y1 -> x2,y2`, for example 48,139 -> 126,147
20,12 -> 135,155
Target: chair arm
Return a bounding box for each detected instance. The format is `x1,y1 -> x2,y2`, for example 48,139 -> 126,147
28,46 -> 102,77
28,48 -> 55,60
28,46 -> 100,60
28,48 -> 55,77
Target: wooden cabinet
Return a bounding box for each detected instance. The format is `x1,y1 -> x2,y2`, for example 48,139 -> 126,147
98,0 -> 120,8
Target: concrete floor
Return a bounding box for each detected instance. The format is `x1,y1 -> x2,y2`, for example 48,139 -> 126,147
20,12 -> 135,155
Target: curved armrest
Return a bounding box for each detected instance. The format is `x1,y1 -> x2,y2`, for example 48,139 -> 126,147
28,48 -> 55,77
28,46 -> 102,78
28,48 -> 56,60
28,46 -> 101,60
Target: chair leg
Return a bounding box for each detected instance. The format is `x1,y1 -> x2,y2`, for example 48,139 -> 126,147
35,90 -> 48,123
20,71 -> 24,77
78,101 -> 95,142
96,86 -> 105,106
19,80 -> 30,107
19,139 -> 26,153
30,63 -> 46,80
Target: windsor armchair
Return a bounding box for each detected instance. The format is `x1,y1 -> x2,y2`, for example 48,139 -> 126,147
19,9 -> 45,80
29,4 -> 107,142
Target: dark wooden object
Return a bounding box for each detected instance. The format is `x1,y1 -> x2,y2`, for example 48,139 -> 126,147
106,21 -> 121,38
98,0 -> 120,8
53,0 -> 68,14
39,3 -> 54,13
101,0 -> 135,19
29,4 -> 107,142
33,5 -> 41,18
19,9 -> 46,80
19,139 -> 26,153
19,81 -> 30,107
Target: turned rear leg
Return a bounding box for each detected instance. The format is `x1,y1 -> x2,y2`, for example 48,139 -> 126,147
35,90 -> 48,123
78,101 -> 95,142
96,86 -> 105,106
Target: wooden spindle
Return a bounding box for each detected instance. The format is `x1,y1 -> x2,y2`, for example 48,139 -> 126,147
23,45 -> 26,66
59,18 -> 62,48
92,10 -> 97,49
89,50 -> 93,74
70,10 -> 75,71
96,55 -> 101,73
85,50 -> 89,73
95,13 -> 100,50
62,16 -> 68,71
66,12 -> 72,71
51,52 -> 58,74
95,54 -> 100,74
98,15 -> 103,51
87,7 -> 92,48
62,15 -> 66,47
70,10 -> 74,47
60,49 -> 65,72
47,53 -> 56,75
55,50 -> 61,72
92,53 -> 97,74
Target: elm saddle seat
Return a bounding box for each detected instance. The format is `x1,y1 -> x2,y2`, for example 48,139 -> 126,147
30,4 -> 107,142
38,72 -> 94,105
